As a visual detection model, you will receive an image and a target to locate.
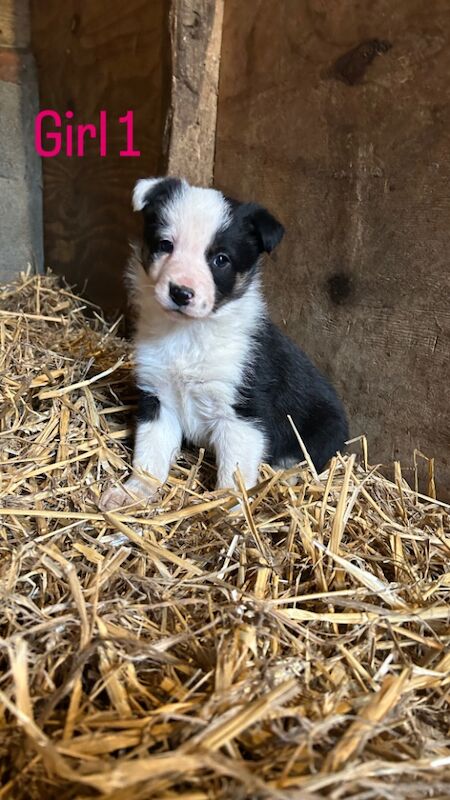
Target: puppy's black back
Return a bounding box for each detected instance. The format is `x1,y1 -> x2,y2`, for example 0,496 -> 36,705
235,319 -> 348,472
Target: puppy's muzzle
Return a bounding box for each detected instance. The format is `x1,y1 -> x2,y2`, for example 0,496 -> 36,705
169,282 -> 195,307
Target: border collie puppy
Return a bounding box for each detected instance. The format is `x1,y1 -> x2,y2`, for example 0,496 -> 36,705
100,177 -> 348,510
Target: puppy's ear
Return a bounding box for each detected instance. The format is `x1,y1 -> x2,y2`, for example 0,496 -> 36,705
132,177 -> 184,212
248,203 -> 285,254
132,178 -> 164,211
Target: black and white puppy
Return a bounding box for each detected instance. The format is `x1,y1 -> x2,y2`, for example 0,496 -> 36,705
100,177 -> 348,510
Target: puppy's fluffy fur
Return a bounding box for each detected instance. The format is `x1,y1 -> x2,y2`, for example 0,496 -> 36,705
100,177 -> 348,510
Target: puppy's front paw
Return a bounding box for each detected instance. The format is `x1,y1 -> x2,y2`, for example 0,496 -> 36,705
99,477 -> 159,512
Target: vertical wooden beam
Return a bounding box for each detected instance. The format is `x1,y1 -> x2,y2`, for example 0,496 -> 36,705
0,0 -> 30,47
166,0 -> 224,186
0,0 -> 42,280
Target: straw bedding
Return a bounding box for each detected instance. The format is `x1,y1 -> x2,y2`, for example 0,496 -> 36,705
0,272 -> 449,800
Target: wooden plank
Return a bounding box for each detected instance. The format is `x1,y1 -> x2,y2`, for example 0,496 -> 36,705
0,0 -> 30,48
30,0 -> 170,313
214,0 -> 450,497
166,0 -> 224,186
0,48 -> 22,83
0,0 -> 42,281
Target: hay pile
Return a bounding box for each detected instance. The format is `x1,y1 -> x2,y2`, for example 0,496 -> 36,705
0,273 -> 449,800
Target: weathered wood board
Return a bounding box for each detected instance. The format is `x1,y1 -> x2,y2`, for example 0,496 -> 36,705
166,0 -> 224,186
214,0 -> 450,495
30,0 -> 170,313
0,0 -> 42,281
0,0 -> 30,47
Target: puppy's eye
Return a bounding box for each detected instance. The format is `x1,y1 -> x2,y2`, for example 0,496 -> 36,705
213,253 -> 230,268
159,239 -> 173,254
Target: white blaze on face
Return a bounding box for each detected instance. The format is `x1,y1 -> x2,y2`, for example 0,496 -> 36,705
141,181 -> 231,319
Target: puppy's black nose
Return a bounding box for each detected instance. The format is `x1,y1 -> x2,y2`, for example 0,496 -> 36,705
169,282 -> 195,307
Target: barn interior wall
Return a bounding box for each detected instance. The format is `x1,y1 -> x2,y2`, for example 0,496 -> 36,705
30,0 -> 171,313
0,0 -> 42,281
214,0 -> 450,495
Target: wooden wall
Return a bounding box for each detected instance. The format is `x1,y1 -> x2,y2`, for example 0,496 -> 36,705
0,0 -> 42,280
30,0 -> 170,313
214,0 -> 450,495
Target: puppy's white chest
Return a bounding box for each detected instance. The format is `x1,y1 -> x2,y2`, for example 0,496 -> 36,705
137,338 -> 238,445
175,358 -> 237,436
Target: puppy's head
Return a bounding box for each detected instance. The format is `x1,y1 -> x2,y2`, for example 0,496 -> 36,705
132,177 -> 284,319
